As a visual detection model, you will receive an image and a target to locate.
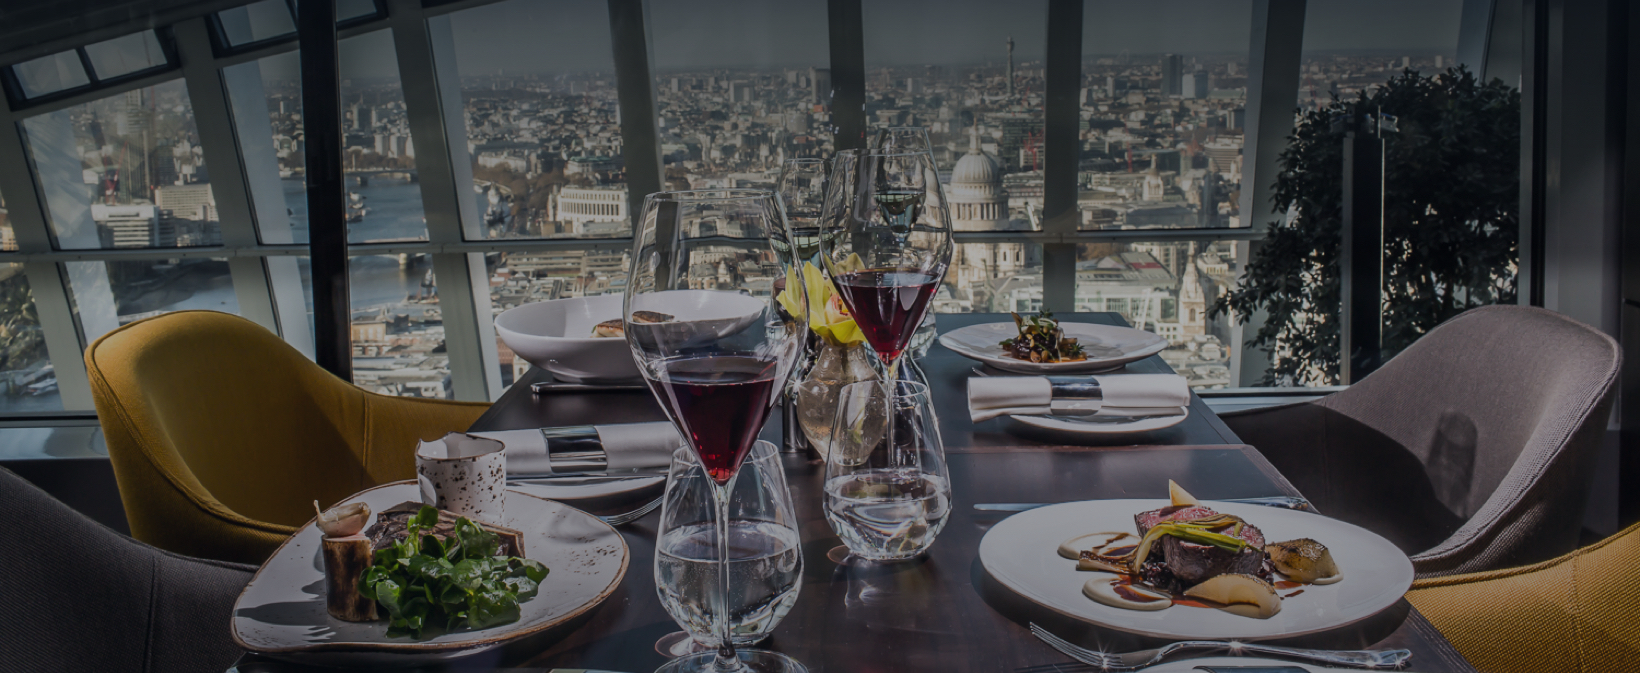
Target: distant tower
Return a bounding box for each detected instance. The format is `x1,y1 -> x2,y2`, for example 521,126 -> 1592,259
1006,36 -> 1016,98
1179,242 -> 1206,337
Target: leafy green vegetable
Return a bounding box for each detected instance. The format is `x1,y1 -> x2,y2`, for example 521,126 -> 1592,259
358,505 -> 548,638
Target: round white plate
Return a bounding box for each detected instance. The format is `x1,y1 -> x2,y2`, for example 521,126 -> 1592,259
1011,408 -> 1188,434
938,322 -> 1167,374
233,482 -> 628,667
979,499 -> 1413,640
508,474 -> 665,500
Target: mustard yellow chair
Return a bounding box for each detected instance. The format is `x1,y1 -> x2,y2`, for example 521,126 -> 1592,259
86,310 -> 491,565
1408,521 -> 1640,673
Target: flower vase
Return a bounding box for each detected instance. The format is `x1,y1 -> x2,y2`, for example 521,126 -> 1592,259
790,339 -> 881,462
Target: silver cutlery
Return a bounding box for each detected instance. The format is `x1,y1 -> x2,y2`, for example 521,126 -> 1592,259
1027,623 -> 1411,671
530,380 -> 647,394
975,496 -> 1313,512
509,472 -> 667,485
597,496 -> 663,526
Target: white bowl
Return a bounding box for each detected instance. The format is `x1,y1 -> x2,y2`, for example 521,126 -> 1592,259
494,295 -> 638,383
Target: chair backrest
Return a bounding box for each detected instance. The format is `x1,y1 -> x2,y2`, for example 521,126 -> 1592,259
0,465 -> 252,673
1323,305 -> 1619,576
85,311 -> 385,559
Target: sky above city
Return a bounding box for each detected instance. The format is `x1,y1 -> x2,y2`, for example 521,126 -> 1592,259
313,0 -> 1463,79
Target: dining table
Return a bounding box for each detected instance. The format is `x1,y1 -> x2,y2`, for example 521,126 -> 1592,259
229,312 -> 1479,673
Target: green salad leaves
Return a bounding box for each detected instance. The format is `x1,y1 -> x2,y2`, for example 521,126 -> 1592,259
357,505 -> 549,638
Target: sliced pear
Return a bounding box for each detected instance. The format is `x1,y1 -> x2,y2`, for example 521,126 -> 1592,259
1169,479 -> 1201,507
1183,574 -> 1282,619
1265,538 -> 1342,584
1083,573 -> 1172,612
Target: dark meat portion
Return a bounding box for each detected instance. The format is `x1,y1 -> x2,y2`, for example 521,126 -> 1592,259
364,501 -> 525,558
1134,504 -> 1270,587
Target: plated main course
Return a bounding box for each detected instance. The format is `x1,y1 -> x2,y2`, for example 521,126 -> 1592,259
1057,482 -> 1341,619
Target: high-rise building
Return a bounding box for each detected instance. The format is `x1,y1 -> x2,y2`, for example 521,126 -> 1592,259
1182,71 -> 1208,99
810,68 -> 831,105
1162,54 -> 1184,97
1006,36 -> 1015,97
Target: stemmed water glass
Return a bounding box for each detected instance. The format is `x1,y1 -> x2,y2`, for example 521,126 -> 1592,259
817,147 -> 953,381
824,380 -> 952,561
625,190 -> 808,673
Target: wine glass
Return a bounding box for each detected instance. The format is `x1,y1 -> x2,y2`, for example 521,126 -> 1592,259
776,158 -> 829,456
625,190 -> 808,673
655,440 -> 803,656
824,379 -> 952,561
818,148 -> 953,381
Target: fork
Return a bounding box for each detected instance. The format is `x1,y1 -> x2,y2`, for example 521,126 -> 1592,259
599,496 -> 662,526
1027,623 -> 1412,671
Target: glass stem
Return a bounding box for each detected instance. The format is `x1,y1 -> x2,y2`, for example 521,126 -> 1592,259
711,479 -> 739,672
884,358 -> 900,469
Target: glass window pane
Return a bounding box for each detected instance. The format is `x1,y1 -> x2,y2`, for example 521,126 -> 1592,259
443,0 -> 625,240
0,263 -> 62,412
486,248 -> 630,390
340,30 -> 427,244
97,258 -> 241,324
337,0 -> 380,22
12,51 -> 90,99
223,51 -> 307,244
649,0 -> 832,190
349,253 -> 449,398
864,0 -> 1047,310
217,0 -> 298,46
84,31 -> 167,80
1298,0 -> 1463,113
1076,240 -> 1235,389
1,189 -> 14,252
1078,1 -> 1252,230
22,79 -> 223,250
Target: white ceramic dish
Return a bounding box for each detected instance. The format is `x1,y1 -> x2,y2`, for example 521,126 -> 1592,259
232,482 -> 628,667
979,499 -> 1413,641
939,322 -> 1167,374
493,294 -> 636,383
1011,408 -> 1189,434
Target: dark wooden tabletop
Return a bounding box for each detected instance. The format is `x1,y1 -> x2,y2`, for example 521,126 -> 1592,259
231,313 -> 1477,673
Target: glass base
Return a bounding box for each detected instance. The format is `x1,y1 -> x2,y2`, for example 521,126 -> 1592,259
655,631 -> 711,658
828,544 -> 928,565
653,648 -> 807,673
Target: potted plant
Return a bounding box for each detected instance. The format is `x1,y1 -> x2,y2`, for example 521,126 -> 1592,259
1215,66 -> 1520,385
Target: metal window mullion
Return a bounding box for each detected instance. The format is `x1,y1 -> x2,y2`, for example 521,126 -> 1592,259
173,18 -> 285,338
0,98 -> 95,409
1041,0 -> 1082,313
826,0 -> 866,151
1456,0 -> 1497,76
386,0 -> 500,401
1233,0 -> 1306,387
608,0 -> 663,214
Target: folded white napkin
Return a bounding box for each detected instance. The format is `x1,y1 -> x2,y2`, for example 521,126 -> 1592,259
471,422 -> 683,477
968,373 -> 1190,423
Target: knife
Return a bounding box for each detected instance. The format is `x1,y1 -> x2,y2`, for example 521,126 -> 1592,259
974,496 -> 1313,512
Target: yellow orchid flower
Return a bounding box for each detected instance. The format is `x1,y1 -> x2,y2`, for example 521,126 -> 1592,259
778,262 -> 866,346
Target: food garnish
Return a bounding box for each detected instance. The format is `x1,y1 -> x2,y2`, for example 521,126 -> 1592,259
1266,538 -> 1342,584
315,500 -> 371,538
592,319 -> 624,338
357,505 -> 548,638
1058,481 -> 1338,619
1184,574 -> 1282,618
999,311 -> 1086,363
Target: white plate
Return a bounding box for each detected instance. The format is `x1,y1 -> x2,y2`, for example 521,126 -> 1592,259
508,474 -> 666,500
1011,408 -> 1189,435
232,483 -> 628,667
938,322 -> 1167,374
979,499 -> 1413,640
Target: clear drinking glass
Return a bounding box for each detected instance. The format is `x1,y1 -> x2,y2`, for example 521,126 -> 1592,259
625,190 -> 808,673
823,380 -> 952,561
655,440 -> 803,652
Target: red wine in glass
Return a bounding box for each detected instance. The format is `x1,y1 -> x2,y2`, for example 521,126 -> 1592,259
646,355 -> 782,484
832,269 -> 941,364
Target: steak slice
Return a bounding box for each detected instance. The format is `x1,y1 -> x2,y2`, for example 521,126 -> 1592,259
1134,505 -> 1267,586
364,501 -> 525,558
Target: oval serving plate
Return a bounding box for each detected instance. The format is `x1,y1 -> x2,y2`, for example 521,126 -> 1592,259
232,482 -> 628,667
938,322 -> 1167,374
979,499 -> 1413,641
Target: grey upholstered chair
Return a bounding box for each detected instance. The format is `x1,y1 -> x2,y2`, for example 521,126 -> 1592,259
0,465 -> 254,672
1222,305 -> 1619,579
